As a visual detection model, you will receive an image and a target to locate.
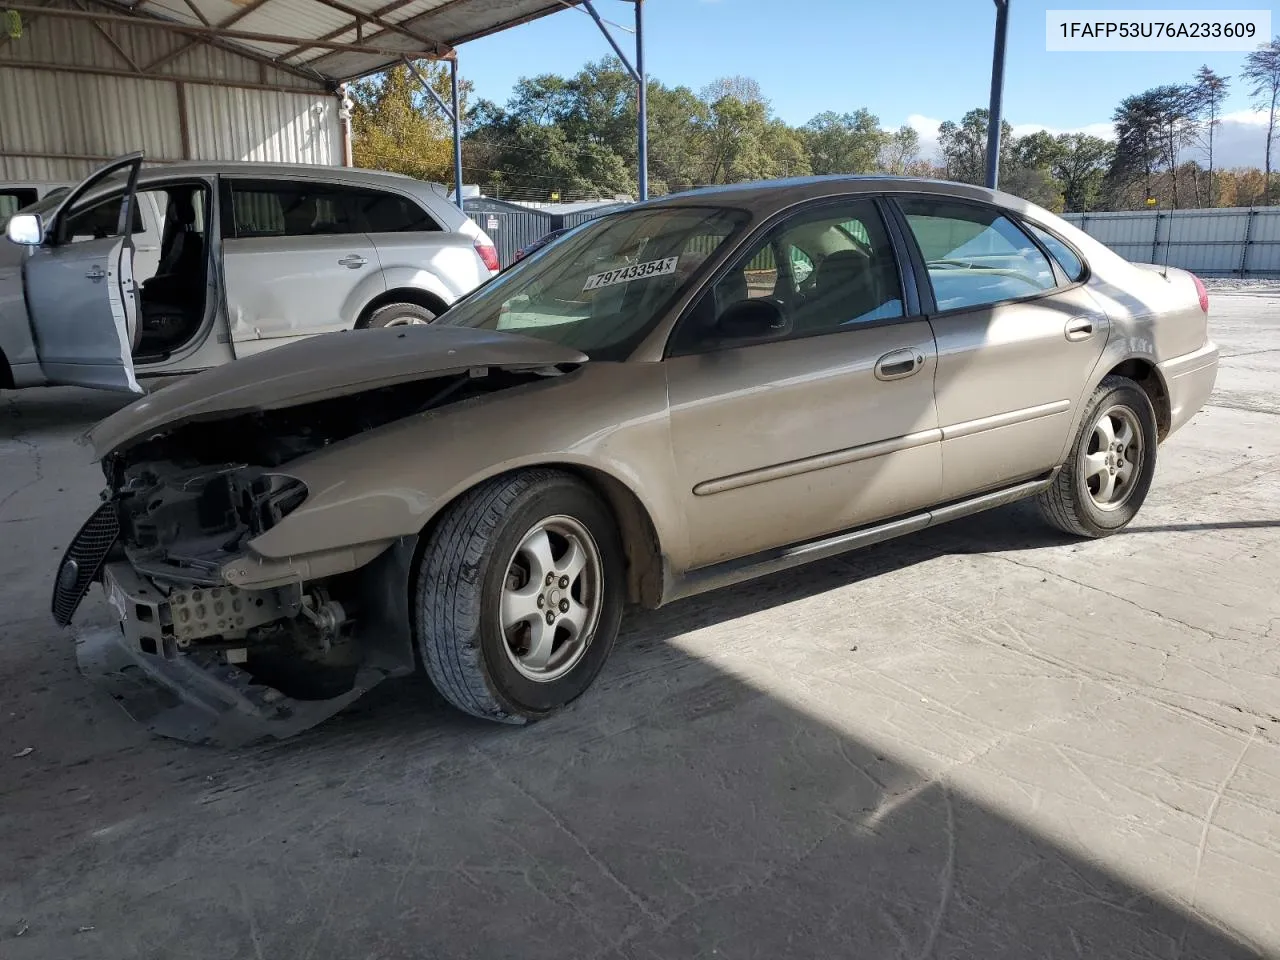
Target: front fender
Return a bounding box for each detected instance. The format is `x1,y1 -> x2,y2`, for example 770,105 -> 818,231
244,362 -> 692,574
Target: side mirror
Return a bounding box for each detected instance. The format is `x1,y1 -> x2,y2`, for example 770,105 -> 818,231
715,297 -> 790,342
6,213 -> 44,246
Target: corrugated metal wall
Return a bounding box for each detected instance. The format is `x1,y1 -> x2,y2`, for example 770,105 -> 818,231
0,9 -> 339,181
1062,207 -> 1280,278
464,199 -> 553,269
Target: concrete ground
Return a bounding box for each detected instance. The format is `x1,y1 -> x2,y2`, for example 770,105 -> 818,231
2,289 -> 1278,960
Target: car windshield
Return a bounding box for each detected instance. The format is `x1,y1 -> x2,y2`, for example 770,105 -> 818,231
438,205 -> 750,360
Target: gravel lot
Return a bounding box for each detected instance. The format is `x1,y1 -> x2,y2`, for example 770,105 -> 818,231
2,290 -> 1278,959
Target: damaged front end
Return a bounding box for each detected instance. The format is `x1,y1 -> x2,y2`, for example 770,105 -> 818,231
52,373 -> 537,746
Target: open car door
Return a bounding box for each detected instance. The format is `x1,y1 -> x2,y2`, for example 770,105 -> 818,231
21,153 -> 144,394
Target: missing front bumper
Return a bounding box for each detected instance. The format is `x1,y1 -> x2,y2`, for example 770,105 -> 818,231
71,541 -> 420,747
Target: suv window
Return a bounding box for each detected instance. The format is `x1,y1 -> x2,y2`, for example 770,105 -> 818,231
898,197 -> 1057,311
0,188 -> 39,221
64,193 -> 144,241
1025,222 -> 1085,281
675,199 -> 904,351
228,180 -> 358,238
350,190 -> 441,233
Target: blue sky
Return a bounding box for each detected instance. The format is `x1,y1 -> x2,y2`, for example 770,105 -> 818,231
456,0 -> 1274,165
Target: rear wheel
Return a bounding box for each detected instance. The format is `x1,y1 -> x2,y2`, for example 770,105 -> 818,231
364,302 -> 436,328
415,469 -> 624,723
1037,375 -> 1158,538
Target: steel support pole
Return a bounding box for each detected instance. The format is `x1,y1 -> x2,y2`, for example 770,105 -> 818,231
985,0 -> 1009,189
635,0 -> 648,201
451,57 -> 464,210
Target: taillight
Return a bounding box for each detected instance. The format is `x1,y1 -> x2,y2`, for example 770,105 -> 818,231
1191,272 -> 1209,313
475,242 -> 500,273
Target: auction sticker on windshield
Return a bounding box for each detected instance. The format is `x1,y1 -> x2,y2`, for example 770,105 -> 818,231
583,256 -> 679,292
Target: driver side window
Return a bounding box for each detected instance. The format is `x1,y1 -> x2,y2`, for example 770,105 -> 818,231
672,199 -> 905,353
63,194 -> 144,242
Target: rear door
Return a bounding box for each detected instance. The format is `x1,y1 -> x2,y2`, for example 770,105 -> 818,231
889,194 -> 1110,500
664,197 -> 941,568
23,154 -> 143,393
220,178 -> 382,347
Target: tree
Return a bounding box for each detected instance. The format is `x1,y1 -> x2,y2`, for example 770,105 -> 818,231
1108,91 -> 1163,205
802,110 -> 886,174
1147,84 -> 1199,205
879,125 -> 921,174
1052,133 -> 1113,212
1192,66 -> 1230,206
1242,36 -> 1280,203
349,61 -> 464,183
938,108 -> 1010,184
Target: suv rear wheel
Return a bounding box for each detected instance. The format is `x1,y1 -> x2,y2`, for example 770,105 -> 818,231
415,469 -> 625,723
1037,375 -> 1158,538
365,302 -> 436,328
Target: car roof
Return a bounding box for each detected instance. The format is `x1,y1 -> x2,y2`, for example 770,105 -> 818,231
630,174 -> 1025,214
132,161 -> 450,198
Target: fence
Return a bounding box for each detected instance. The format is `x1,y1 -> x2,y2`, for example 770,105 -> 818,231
463,199 -> 632,269
1061,206 -> 1280,278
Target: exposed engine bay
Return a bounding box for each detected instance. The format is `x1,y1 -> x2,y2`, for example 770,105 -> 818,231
61,367 -> 566,746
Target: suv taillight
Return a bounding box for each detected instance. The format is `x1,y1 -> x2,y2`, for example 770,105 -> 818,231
475,242 -> 500,273
1191,272 -> 1209,313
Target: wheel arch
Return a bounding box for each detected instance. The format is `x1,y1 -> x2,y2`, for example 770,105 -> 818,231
408,462 -> 669,615
1102,357 -> 1171,442
356,287 -> 450,328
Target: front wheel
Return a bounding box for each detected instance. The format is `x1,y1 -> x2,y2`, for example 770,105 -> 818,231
1037,375 -> 1158,538
415,469 -> 625,723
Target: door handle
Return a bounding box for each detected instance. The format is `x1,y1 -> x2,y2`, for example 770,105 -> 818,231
874,348 -> 926,381
85,265 -> 106,282
1065,316 -> 1098,341
338,255 -> 368,268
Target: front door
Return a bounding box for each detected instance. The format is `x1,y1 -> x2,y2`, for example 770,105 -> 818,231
664,198 -> 942,569
891,195 -> 1110,500
22,153 -> 143,394
220,178 -> 382,351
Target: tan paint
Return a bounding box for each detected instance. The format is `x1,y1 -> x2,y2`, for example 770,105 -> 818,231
90,176 -> 1220,607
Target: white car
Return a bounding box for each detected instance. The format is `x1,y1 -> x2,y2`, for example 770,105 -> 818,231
1,153 -> 500,393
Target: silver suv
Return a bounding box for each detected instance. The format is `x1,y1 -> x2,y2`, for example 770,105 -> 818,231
1,153 -> 499,393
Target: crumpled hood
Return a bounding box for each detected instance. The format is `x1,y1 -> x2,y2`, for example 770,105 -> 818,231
88,324 -> 588,458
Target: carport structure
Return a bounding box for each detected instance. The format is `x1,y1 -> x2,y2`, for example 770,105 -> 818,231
1,0 -> 652,202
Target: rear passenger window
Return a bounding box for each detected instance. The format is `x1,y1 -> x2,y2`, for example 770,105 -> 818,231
351,190 -> 441,233
897,197 -> 1057,311
1026,222 -> 1085,281
229,181 -> 357,238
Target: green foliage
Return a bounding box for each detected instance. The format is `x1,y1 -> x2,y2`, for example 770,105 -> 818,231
348,46 -> 1280,211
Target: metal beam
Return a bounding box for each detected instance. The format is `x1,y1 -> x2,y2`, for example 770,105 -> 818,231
273,0 -> 438,68
581,0 -> 639,81
450,58 -> 463,210
985,0 -> 1009,190
634,0 -> 647,201
1,57 -> 326,94
582,0 -> 647,201
307,0 -> 445,52
4,3 -> 433,57
404,57 -> 464,210
143,0 -> 274,75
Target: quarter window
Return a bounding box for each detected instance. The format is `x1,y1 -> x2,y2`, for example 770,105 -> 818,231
1026,222 -> 1085,281
897,197 -> 1057,311
352,190 -> 441,233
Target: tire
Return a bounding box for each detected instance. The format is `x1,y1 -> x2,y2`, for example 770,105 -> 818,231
1037,375 -> 1158,538
364,302 -> 436,328
416,469 -> 625,724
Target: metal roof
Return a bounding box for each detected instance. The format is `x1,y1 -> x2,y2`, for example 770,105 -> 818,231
6,0 -> 583,85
